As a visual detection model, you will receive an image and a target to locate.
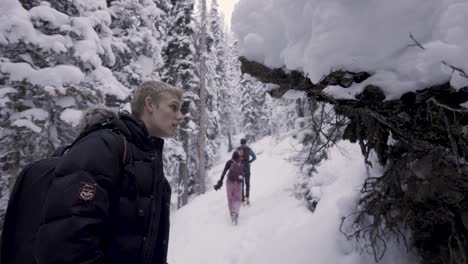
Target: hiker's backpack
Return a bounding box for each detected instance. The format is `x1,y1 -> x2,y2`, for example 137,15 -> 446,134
227,160 -> 244,183
0,127 -> 127,264
238,146 -> 248,162
237,146 -> 250,163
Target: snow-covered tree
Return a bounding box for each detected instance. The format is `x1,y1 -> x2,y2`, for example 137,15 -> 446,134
207,0 -> 226,93
161,0 -> 196,88
190,0 -> 228,193
203,0 -> 227,166
109,0 -> 164,88
221,32 -> 243,150
160,0 -> 199,207
196,0 -> 208,194
0,0 -> 131,231
240,73 -> 271,142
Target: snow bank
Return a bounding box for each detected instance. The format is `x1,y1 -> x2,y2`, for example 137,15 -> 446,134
232,0 -> 468,100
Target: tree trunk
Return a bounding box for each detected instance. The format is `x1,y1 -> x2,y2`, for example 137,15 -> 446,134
198,0 -> 207,194
227,130 -> 233,152
177,161 -> 189,208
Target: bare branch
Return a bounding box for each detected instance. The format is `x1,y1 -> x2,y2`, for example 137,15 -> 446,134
409,33 -> 425,50
427,97 -> 468,113
441,61 -> 468,79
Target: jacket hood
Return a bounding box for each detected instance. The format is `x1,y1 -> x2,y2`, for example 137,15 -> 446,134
78,107 -> 119,132
78,106 -> 163,150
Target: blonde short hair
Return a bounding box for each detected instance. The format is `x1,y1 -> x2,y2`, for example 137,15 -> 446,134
131,80 -> 183,117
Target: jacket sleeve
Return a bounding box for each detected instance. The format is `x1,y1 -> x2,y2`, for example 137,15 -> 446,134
219,160 -> 232,182
35,130 -> 124,264
248,147 -> 256,163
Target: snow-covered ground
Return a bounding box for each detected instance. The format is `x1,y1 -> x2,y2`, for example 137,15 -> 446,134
168,136 -> 418,264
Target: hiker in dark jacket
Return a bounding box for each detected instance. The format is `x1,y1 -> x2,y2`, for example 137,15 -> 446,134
34,80 -> 183,264
237,138 -> 256,205
214,151 -> 244,225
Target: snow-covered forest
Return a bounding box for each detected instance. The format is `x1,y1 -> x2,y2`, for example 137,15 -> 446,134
1,0 -> 468,263
0,0 -> 279,235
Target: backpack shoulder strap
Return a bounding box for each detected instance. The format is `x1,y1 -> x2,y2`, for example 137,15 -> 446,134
102,128 -> 130,166
122,134 -> 128,164
111,129 -> 130,165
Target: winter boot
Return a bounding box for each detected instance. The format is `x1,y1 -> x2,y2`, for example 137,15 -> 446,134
243,197 -> 250,205
231,212 -> 238,225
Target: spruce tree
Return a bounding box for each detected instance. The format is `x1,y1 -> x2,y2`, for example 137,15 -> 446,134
109,0 -> 164,88
240,73 -> 268,142
221,32 -> 243,150
160,0 -> 199,207
202,0 -> 225,168
0,0 -> 131,232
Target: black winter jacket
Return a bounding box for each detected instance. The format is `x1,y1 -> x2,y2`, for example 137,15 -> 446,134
35,109 -> 171,264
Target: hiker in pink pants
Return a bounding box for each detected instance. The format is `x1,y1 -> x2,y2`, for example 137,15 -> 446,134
226,179 -> 243,219
214,151 -> 244,225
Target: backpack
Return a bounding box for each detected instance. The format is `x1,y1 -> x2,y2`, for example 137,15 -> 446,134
0,127 -> 127,264
238,146 -> 248,162
227,160 -> 244,183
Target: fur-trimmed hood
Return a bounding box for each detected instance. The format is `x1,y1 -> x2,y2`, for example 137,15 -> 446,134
78,106 -> 119,132
77,106 -> 161,150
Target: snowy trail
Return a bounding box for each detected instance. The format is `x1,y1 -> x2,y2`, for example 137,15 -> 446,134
168,136 -> 416,264
168,136 -> 306,264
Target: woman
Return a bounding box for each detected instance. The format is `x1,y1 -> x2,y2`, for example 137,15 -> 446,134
214,151 -> 245,225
